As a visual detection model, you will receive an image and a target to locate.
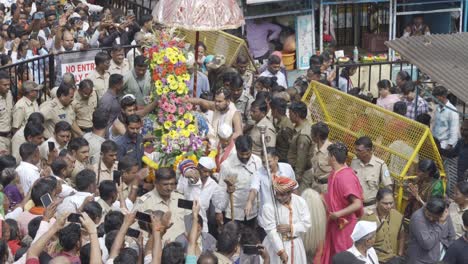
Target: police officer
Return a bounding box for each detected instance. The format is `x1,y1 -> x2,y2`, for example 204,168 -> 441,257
0,70 -> 13,154
12,81 -> 41,134
287,101 -> 314,193
249,99 -> 276,156
308,121 -> 333,193
351,136 -> 393,210
72,79 -> 97,136
270,97 -> 294,162
226,72 -> 255,132
133,168 -> 189,243
40,82 -> 76,139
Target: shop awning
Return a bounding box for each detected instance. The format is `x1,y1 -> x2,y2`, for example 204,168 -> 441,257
385,33 -> 468,104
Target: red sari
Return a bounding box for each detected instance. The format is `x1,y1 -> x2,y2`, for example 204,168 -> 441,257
319,167 -> 363,264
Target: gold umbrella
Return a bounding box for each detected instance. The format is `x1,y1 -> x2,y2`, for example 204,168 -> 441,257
153,0 -> 245,97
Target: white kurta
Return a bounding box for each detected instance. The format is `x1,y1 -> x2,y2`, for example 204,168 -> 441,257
260,194 -> 311,264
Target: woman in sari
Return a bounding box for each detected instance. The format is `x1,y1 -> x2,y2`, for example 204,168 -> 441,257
405,159 -> 444,219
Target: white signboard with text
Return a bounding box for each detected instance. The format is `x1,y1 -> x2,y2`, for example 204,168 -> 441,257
60,50 -> 100,83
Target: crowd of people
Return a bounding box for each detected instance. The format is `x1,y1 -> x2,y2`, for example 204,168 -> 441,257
0,1 -> 466,264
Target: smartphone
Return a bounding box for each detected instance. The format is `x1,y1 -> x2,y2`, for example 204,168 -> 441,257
48,141 -> 55,152
126,228 -> 141,239
118,16 -> 125,24
127,9 -> 134,17
40,193 -> 52,207
177,199 -> 193,210
68,213 -> 81,223
113,170 -> 121,185
135,211 -> 152,223
243,244 -> 260,255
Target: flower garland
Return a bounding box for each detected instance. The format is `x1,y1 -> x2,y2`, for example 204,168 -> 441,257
142,30 -> 205,169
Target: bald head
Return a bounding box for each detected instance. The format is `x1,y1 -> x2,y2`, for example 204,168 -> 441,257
62,31 -> 75,51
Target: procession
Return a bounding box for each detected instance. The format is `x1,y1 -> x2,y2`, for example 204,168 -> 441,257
0,0 -> 466,263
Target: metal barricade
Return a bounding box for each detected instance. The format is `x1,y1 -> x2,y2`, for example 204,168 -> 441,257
0,45 -> 141,103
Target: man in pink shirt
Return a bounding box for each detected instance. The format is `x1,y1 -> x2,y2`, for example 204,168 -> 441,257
320,142 -> 364,264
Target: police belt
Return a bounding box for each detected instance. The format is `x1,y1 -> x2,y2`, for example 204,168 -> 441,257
0,131 -> 11,137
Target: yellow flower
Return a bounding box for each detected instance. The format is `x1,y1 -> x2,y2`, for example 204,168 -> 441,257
163,87 -> 170,94
170,81 -> 179,91
178,82 -> 187,91
176,120 -> 186,129
169,130 -> 178,139
178,54 -> 186,63
155,80 -> 163,89
208,150 -> 217,159
182,73 -> 191,81
156,57 -> 164,64
183,113 -> 193,122
187,124 -> 196,133
180,129 -> 190,138
161,135 -> 168,146
176,85 -> 187,95
156,86 -> 163,96
169,56 -> 178,64
164,121 -> 172,130
167,75 -> 175,83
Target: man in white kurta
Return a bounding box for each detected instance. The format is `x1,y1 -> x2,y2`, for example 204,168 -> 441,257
260,176 -> 311,264
176,157 -> 223,233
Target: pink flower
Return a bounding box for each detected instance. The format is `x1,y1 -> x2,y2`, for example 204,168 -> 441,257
170,93 -> 176,100
185,103 -> 193,111
178,107 -> 185,115
161,102 -> 170,112
167,114 -> 175,122
167,104 -> 177,114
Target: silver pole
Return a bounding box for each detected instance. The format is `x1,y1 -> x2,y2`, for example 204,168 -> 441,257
259,125 -> 283,247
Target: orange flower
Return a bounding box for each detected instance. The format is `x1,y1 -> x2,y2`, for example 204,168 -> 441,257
153,72 -> 160,81
167,64 -> 174,72
174,67 -> 183,75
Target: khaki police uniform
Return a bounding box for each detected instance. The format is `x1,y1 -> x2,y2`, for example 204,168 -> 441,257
72,91 -> 98,132
234,92 -> 255,127
109,59 -> 130,76
274,115 -> 294,162
288,121 -> 314,193
93,161 -> 118,184
0,91 -> 13,153
11,127 -> 26,163
306,139 -> 333,193
133,189 -> 190,244
88,70 -> 110,98
250,116 -> 276,156
12,96 -> 39,130
39,97 -> 76,139
351,154 -> 393,208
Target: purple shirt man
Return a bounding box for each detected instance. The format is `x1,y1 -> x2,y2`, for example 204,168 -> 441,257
246,20 -> 282,59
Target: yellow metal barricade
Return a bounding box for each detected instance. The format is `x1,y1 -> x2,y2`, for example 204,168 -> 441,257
302,81 -> 445,211
178,29 -> 256,71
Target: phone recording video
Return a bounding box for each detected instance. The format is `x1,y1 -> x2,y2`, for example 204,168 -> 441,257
40,193 -> 52,208
135,211 -> 152,223
243,244 -> 261,255
113,170 -> 122,185
48,141 -> 55,152
68,213 -> 82,223
126,228 -> 141,239
177,199 -> 193,210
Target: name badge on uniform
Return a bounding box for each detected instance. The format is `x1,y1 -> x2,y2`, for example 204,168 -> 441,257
58,114 -> 66,119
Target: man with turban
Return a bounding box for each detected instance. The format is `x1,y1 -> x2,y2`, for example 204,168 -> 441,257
177,158 -> 223,234
260,176 -> 311,264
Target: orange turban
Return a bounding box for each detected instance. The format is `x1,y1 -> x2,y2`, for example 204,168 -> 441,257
273,176 -> 297,193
